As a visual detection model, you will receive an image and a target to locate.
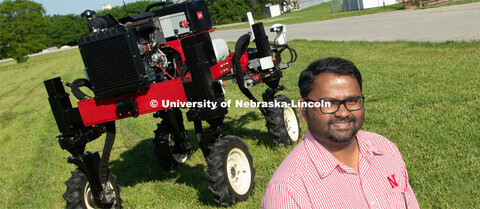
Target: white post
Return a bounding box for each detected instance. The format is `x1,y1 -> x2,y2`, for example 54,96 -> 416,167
247,12 -> 255,40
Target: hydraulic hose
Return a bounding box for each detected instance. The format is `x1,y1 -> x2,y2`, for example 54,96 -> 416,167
99,121 -> 115,185
67,78 -> 92,101
233,33 -> 267,116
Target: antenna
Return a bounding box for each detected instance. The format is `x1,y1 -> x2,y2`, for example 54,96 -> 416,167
123,0 -> 128,16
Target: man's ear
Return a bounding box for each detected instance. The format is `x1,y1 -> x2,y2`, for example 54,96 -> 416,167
298,98 -> 308,122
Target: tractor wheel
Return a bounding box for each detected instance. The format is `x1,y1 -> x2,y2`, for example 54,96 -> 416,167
63,169 -> 122,209
265,95 -> 301,146
153,123 -> 190,171
205,135 -> 255,207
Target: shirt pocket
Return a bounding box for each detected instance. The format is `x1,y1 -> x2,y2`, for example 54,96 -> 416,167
387,191 -> 408,209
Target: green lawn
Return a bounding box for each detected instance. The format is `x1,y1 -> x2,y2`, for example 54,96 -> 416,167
0,40 -> 479,208
215,2 -> 405,30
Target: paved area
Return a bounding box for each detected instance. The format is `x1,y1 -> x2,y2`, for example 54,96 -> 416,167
210,2 -> 480,42
0,46 -> 78,64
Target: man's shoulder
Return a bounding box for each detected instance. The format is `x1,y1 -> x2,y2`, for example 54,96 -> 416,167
262,141 -> 314,208
357,130 -> 401,154
267,140 -> 311,186
358,130 -> 387,139
358,130 -> 393,143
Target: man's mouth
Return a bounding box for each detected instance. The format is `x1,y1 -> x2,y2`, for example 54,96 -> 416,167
331,121 -> 353,129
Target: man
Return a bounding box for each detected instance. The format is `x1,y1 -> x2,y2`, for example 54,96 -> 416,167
262,57 -> 419,208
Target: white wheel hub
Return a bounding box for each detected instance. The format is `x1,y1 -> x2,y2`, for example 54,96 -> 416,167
283,106 -> 299,142
226,148 -> 252,195
84,181 -> 116,209
168,134 -> 188,163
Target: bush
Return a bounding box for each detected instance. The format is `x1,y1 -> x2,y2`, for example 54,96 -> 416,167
0,0 -> 50,62
208,0 -> 250,24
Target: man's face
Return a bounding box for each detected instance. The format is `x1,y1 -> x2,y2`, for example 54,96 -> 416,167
300,72 -> 364,145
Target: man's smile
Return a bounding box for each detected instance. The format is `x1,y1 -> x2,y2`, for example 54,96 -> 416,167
331,121 -> 352,129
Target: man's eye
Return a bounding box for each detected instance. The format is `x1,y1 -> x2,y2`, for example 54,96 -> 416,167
348,98 -> 360,103
325,100 -> 338,105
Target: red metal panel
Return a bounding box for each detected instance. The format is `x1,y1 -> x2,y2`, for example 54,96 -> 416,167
210,52 -> 249,80
240,52 -> 249,73
163,39 -> 186,62
78,79 -> 188,126
211,53 -> 233,79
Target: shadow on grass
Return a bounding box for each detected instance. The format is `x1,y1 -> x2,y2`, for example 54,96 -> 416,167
109,138 -> 174,186
224,111 -> 277,148
175,164 -> 214,206
108,110 -> 279,206
109,138 -> 217,206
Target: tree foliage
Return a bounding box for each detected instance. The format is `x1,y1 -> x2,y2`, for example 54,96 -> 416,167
208,0 -> 249,25
95,1 -> 157,20
245,0 -> 283,18
43,1 -> 155,48
45,15 -> 87,47
0,0 -> 50,62
208,0 -> 282,22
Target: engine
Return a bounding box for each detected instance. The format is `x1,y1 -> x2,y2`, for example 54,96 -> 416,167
78,1 -> 214,99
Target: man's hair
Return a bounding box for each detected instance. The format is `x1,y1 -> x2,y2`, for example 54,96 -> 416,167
298,57 -> 362,98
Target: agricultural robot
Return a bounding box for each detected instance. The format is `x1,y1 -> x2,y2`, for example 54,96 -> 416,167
44,0 -> 299,207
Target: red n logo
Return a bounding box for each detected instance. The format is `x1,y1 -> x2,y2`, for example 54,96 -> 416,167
387,174 -> 399,188
197,11 -> 203,19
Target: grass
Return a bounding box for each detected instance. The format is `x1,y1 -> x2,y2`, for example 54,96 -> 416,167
1,40 -> 479,208
417,0 -> 480,9
214,2 -> 405,30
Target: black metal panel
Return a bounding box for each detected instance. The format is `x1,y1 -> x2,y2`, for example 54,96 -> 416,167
184,42 -> 215,100
180,31 -> 216,66
252,22 -> 273,58
79,26 -> 149,99
44,77 -> 84,134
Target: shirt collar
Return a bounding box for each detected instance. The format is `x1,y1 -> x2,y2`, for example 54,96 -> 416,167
304,129 -> 340,178
357,130 -> 384,158
304,129 -> 383,178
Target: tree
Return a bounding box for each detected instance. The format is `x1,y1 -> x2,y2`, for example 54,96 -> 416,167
207,0 -> 283,24
205,0 -> 217,6
45,14 -> 87,47
0,0 -> 50,63
95,1 -> 157,20
208,0 -> 249,25
244,0 -> 282,19
42,1 -> 154,48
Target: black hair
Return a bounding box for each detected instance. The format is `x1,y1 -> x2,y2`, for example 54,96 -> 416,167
298,57 -> 362,98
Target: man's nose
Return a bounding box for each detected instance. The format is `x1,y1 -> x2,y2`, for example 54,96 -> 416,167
334,103 -> 350,118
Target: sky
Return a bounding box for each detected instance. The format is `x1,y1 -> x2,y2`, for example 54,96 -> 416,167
32,0 -> 145,16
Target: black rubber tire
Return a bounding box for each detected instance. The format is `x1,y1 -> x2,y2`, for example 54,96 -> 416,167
153,122 -> 190,171
63,169 -> 122,209
265,95 -> 301,146
205,136 -> 255,207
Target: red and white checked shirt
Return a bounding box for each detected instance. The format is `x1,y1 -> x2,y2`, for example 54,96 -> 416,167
262,130 -> 420,209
